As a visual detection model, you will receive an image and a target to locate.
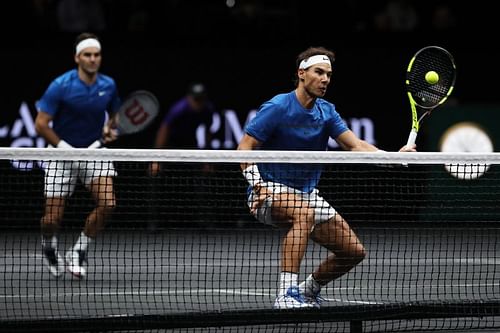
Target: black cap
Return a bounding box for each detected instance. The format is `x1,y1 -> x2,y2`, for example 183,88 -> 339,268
187,83 -> 207,98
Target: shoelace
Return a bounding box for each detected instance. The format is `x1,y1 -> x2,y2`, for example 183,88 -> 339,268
286,286 -> 307,303
313,294 -> 326,305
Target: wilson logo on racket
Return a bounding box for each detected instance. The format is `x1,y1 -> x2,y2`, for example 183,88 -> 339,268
124,99 -> 150,125
88,90 -> 159,149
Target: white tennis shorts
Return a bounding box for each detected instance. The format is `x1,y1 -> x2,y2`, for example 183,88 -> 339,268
247,181 -> 336,226
44,160 -> 116,198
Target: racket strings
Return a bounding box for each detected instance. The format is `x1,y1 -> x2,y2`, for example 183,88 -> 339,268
407,47 -> 456,108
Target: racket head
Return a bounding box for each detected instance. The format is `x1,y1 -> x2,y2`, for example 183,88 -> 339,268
114,90 -> 160,135
406,46 -> 456,109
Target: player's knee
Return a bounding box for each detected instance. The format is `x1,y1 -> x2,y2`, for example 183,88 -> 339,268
40,215 -> 60,233
41,212 -> 62,226
346,245 -> 366,264
291,207 -> 315,230
99,198 -> 116,213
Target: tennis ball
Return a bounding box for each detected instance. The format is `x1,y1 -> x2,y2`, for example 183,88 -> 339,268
425,71 -> 439,84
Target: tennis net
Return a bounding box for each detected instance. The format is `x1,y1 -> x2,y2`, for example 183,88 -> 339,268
1,147 -> 500,332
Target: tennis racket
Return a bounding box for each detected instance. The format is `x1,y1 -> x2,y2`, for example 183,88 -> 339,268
89,90 -> 159,148
405,46 -> 456,146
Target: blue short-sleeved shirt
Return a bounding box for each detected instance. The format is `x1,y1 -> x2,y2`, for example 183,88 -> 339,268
245,91 -> 348,193
36,69 -> 121,147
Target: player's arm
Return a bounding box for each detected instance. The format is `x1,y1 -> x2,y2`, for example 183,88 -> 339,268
35,111 -> 70,148
237,133 -> 268,213
336,130 -> 416,152
154,123 -> 170,149
336,130 -> 378,152
237,133 -> 262,171
237,133 -> 266,191
102,86 -> 121,144
102,117 -> 118,143
148,123 -> 170,176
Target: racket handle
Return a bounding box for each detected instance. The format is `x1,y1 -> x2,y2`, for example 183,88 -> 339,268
88,140 -> 103,149
406,130 -> 418,146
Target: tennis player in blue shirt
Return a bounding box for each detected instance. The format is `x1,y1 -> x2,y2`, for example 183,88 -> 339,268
238,46 -> 416,309
35,32 -> 121,278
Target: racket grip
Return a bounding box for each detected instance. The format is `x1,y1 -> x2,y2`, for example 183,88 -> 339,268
88,140 -> 103,149
406,130 -> 418,146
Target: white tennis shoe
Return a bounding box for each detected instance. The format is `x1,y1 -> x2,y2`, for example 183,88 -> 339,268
65,250 -> 87,278
273,286 -> 314,309
299,281 -> 324,309
42,248 -> 65,277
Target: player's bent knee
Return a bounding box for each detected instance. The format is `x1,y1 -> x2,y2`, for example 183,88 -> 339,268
100,199 -> 116,213
347,246 -> 367,264
291,207 -> 315,230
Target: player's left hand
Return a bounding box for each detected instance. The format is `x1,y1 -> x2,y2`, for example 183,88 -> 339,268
250,183 -> 272,215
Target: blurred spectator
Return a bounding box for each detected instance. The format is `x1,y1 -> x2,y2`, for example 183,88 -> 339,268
147,83 -> 216,230
432,4 -> 457,31
56,0 -> 106,32
374,0 -> 419,32
153,83 -> 214,149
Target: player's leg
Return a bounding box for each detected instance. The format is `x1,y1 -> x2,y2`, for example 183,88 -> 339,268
249,183 -> 315,309
85,175 -> 116,237
40,197 -> 66,277
310,213 -> 366,281
299,191 -> 366,307
66,161 -> 116,278
41,160 -> 76,277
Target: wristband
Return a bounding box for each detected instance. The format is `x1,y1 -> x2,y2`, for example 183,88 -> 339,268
242,164 -> 264,187
56,140 -> 73,149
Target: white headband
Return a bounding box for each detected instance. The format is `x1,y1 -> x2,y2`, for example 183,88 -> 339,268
299,54 -> 331,70
75,38 -> 101,55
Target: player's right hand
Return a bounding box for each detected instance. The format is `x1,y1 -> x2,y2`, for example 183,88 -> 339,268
250,183 -> 271,214
102,123 -> 118,143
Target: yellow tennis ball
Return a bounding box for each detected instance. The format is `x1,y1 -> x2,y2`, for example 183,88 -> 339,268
425,71 -> 439,84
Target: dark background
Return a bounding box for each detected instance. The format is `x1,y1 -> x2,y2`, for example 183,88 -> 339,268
1,0 -> 500,229
2,0 -> 500,150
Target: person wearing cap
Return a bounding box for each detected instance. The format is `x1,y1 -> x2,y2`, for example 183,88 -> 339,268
35,32 -> 121,279
147,83 -> 216,230
237,46 -> 416,309
151,83 -> 214,152
149,82 -> 215,175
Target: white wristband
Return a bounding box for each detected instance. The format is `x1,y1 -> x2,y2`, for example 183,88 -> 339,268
242,164 -> 264,187
56,140 -> 73,149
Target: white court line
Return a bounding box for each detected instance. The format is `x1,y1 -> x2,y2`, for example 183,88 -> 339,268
0,289 -> 385,305
323,283 -> 500,291
0,288 -> 273,299
18,253 -> 500,266
2,282 -> 500,300
324,298 -> 384,305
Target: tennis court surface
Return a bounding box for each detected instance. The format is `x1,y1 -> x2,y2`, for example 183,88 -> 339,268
1,148 -> 500,332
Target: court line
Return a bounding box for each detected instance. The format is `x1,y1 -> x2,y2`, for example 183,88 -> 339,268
6,253 -> 500,266
2,283 -> 499,299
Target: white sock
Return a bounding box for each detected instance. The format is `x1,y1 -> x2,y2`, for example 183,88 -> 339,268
279,272 -> 298,295
73,232 -> 92,252
41,235 -> 57,250
302,274 -> 321,296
